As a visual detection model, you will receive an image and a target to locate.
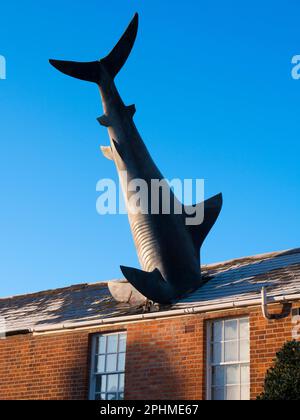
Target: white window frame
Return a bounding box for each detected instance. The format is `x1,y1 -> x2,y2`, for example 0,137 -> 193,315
206,317 -> 250,401
89,332 -> 127,401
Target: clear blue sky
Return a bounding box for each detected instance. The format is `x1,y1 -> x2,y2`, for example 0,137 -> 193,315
0,0 -> 299,297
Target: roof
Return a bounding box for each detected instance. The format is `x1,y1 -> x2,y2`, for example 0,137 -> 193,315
0,248 -> 300,333
177,248 -> 300,307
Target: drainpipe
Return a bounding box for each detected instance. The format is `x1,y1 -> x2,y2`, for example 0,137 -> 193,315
261,287 -> 292,320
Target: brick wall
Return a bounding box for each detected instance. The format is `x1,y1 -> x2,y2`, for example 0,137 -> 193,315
125,316 -> 206,400
0,303 -> 297,400
250,307 -> 293,399
0,330 -> 90,399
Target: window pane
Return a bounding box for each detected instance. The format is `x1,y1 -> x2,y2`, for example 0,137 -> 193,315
212,366 -> 224,387
119,393 -> 124,400
119,334 -> 127,352
95,393 -> 104,401
224,320 -> 238,341
241,365 -> 250,384
119,374 -> 125,392
95,376 -> 101,393
226,365 -> 239,385
212,342 -> 222,364
95,375 -> 107,393
106,354 -> 117,372
107,335 -> 118,353
226,386 -> 240,401
98,336 -> 106,354
107,374 -> 119,393
96,355 -> 105,373
212,387 -> 224,401
212,321 -> 222,343
240,340 -> 250,362
241,385 -> 250,400
240,319 -> 249,340
107,393 -> 117,400
118,353 -> 126,371
224,341 -> 238,362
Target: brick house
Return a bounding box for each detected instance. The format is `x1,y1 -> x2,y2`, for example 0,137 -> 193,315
0,248 -> 299,401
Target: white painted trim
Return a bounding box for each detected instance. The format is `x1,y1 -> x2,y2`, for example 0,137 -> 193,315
88,335 -> 97,400
206,322 -> 212,401
88,332 -> 127,401
206,317 -> 250,401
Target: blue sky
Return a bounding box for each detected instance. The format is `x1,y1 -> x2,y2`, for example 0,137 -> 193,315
0,0 -> 299,297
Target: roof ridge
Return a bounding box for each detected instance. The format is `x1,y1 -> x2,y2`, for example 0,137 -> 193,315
0,281 -> 110,302
202,248 -> 300,271
0,248 -> 299,301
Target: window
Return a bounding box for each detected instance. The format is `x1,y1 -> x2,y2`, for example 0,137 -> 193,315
207,318 -> 250,400
89,332 -> 127,401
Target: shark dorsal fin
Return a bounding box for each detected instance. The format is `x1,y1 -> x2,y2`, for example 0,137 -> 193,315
185,193 -> 223,255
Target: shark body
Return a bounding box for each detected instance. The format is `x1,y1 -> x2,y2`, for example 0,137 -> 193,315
50,14 -> 223,304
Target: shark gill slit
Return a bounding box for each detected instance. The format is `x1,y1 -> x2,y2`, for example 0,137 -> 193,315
131,220 -> 160,272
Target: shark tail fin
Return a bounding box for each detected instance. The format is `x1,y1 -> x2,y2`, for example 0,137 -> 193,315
49,59 -> 101,83
49,13 -> 139,84
101,13 -> 139,79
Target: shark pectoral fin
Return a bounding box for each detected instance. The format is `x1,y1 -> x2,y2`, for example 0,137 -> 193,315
185,193 -> 223,252
120,266 -> 172,304
100,146 -> 114,161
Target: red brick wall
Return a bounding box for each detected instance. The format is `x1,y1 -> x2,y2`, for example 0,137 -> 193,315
0,303 -> 297,400
125,317 -> 206,400
0,331 -> 91,400
250,307 -> 293,399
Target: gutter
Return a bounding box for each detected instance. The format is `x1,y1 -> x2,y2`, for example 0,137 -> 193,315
3,292 -> 300,336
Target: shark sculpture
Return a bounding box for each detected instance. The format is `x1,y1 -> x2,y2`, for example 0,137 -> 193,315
49,13 -> 223,305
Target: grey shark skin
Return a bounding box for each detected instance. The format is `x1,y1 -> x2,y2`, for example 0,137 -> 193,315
49,13 -> 223,305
